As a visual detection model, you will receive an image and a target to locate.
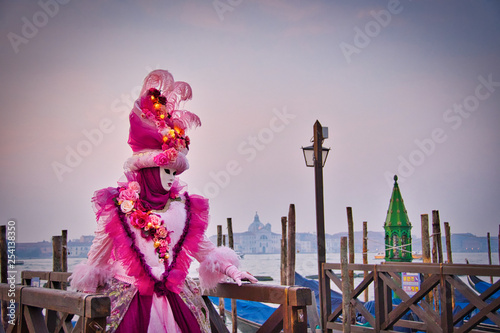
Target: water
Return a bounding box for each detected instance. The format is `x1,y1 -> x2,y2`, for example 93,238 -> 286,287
9,252 -> 498,332
12,251 -> 498,285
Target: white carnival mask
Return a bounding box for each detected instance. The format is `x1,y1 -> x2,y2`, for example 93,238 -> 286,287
160,167 -> 176,191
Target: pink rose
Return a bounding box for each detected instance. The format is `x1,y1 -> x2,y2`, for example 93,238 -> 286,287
154,153 -> 169,166
149,214 -> 161,228
120,200 -> 134,213
159,239 -> 168,248
156,226 -> 168,238
128,181 -> 141,193
130,210 -> 148,228
164,148 -> 178,161
154,148 -> 178,166
119,188 -> 138,201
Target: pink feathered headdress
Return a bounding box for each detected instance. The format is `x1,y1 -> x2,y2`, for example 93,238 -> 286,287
123,70 -> 201,174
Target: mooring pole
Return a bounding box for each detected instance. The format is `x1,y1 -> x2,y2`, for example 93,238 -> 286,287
363,221 -> 368,302
287,204 -> 296,286
341,237 -> 351,333
313,120 -> 330,332
421,214 -> 432,305
281,216 -> 287,285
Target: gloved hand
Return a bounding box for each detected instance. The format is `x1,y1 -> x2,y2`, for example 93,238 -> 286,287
225,265 -> 258,286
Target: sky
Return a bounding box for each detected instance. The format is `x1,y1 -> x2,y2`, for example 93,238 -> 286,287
1,0 -> 499,244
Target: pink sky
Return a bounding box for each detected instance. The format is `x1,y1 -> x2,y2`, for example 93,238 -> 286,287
1,0 -> 499,243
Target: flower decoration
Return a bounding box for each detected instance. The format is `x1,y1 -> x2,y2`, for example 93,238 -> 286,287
140,88 -> 190,154
115,181 -> 173,263
153,147 -> 178,166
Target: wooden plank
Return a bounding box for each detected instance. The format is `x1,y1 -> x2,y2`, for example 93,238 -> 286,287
351,272 -> 374,299
453,277 -> 500,325
456,296 -> 500,333
52,312 -> 74,333
256,305 -> 283,333
49,272 -> 71,283
379,272 -> 441,332
202,296 -> 229,333
21,287 -> 86,316
352,298 -> 375,328
440,272 -> 453,333
205,283 -> 306,305
23,305 -> 49,333
448,275 -> 500,327
21,271 -> 51,284
0,284 -> 23,303
286,287 -> 312,307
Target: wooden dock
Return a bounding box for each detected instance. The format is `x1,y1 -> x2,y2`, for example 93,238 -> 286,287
0,270 -> 311,333
325,251 -> 500,332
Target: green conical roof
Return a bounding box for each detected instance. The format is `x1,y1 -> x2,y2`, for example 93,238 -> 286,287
384,175 -> 411,228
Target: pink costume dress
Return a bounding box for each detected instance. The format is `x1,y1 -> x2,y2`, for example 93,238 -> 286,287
69,174 -> 240,332
70,69 -> 255,332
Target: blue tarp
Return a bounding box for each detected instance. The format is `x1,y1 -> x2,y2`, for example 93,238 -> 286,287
208,296 -> 276,326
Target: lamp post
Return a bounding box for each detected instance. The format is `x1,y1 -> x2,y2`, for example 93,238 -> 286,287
302,120 -> 331,331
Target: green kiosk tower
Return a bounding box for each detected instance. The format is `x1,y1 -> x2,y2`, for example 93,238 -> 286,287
384,175 -> 413,262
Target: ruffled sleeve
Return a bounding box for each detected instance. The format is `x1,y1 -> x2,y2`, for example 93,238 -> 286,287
69,187 -> 118,292
195,236 -> 240,290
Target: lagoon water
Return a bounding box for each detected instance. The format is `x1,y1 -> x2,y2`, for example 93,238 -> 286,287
12,251 -> 498,286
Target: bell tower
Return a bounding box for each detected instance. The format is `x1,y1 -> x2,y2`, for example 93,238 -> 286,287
384,175 -> 413,262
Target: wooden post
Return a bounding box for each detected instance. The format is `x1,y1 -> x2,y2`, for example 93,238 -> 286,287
346,207 -> 355,323
363,221 -> 368,302
421,214 -> 432,306
421,215 -> 431,264
287,204 -> 296,286
0,226 -> 7,329
487,232 -> 493,284
346,207 -> 354,292
227,218 -> 237,333
227,218 -> 234,249
52,235 -> 62,272
431,210 -> 442,311
312,120 -> 330,332
432,210 -> 443,264
444,222 -> 453,264
61,230 -> 68,272
217,225 -> 222,247
444,222 -> 454,309
341,237 -> 351,333
281,216 -> 287,286
216,225 -> 225,323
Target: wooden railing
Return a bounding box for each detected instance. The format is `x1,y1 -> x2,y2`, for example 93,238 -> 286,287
0,271 -> 311,333
323,262 -> 500,333
203,282 -> 312,333
0,282 -> 110,333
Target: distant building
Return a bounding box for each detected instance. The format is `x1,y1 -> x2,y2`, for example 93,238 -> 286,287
67,236 -> 94,257
210,213 -> 282,254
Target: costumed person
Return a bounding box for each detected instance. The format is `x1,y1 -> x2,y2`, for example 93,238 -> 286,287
69,69 -> 258,333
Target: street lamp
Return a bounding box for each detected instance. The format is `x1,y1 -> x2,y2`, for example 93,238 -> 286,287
301,120 -> 331,331
301,145 -> 330,168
